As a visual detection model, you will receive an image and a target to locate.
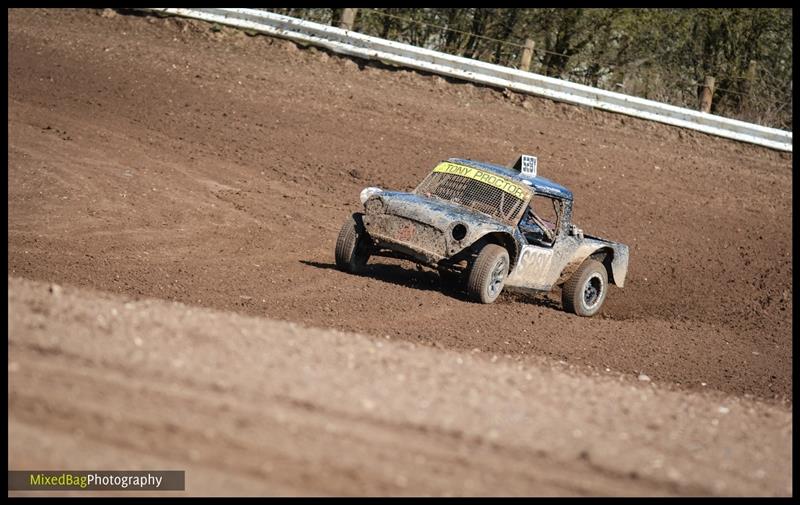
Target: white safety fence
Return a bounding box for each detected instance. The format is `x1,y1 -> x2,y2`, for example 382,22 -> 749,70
148,8 -> 792,152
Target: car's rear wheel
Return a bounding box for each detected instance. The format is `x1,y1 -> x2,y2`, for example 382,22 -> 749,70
335,213 -> 371,273
562,259 -> 608,317
466,244 -> 509,304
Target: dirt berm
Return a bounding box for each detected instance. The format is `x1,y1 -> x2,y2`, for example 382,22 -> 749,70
8,277 -> 792,496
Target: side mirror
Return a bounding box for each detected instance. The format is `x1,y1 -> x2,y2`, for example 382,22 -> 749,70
570,224 -> 584,239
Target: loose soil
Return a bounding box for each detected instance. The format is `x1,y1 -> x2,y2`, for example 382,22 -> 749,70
8,277 -> 792,496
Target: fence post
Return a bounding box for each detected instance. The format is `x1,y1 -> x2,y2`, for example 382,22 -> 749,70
520,39 -> 535,72
740,60 -> 758,113
339,8 -> 358,30
699,75 -> 715,113
744,60 -> 757,95
746,60 -> 757,84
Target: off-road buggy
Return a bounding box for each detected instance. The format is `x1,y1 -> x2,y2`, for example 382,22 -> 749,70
335,155 -> 629,316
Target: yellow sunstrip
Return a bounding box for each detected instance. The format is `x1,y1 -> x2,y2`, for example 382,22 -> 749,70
433,162 -> 531,200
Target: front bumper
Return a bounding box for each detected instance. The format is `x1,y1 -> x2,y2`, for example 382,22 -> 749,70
362,214 -> 448,266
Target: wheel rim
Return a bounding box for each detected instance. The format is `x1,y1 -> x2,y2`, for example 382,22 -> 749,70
488,257 -> 507,296
583,273 -> 603,309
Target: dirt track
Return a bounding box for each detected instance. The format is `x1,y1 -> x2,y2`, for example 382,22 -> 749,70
8,9 -> 792,402
5,8 -> 794,496
8,277 -> 793,496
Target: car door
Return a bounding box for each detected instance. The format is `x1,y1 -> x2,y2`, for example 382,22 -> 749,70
506,195 -> 575,291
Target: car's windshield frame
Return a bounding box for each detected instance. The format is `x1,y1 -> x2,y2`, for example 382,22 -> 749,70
414,163 -> 533,225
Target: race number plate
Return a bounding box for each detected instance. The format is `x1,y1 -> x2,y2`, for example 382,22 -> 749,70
520,155 -> 537,176
512,154 -> 538,177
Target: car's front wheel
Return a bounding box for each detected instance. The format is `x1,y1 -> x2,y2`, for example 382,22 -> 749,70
561,259 -> 608,317
335,213 -> 371,274
466,244 -> 509,304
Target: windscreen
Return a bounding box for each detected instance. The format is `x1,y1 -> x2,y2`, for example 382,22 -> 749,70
414,162 -> 531,224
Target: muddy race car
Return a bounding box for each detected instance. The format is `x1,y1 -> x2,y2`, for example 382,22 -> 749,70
334,155 -> 629,316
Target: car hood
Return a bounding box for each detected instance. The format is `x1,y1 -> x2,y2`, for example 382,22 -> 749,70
374,191 -> 512,230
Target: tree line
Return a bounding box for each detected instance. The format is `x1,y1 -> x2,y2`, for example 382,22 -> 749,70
269,8 -> 792,130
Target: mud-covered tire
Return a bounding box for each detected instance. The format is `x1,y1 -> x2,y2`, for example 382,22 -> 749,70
562,259 -> 608,317
466,244 -> 509,304
335,213 -> 371,274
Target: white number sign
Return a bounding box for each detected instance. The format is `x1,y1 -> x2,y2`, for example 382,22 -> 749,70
520,155 -> 537,177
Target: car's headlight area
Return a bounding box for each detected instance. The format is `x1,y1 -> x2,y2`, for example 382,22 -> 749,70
446,222 -> 469,255
364,196 -> 385,215
451,223 -> 468,241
